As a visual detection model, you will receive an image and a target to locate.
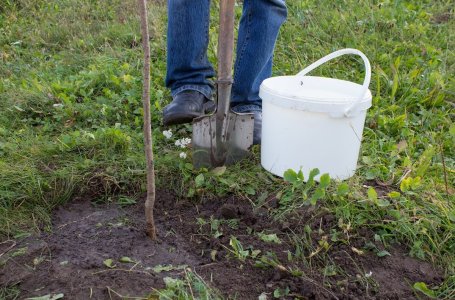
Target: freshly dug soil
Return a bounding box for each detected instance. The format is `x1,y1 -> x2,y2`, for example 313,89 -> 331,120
0,190 -> 443,299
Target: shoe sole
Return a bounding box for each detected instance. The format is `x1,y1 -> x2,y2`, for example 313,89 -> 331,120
163,112 -> 202,126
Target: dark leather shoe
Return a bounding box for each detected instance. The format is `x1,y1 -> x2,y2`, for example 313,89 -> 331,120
163,90 -> 215,126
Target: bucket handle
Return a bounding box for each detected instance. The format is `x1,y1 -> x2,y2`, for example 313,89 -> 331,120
297,48 -> 371,116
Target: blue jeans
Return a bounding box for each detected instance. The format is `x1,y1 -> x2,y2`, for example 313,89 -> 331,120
165,0 -> 287,112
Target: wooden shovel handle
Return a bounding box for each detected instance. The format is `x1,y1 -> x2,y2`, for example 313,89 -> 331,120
216,0 -> 235,120
217,0 -> 235,81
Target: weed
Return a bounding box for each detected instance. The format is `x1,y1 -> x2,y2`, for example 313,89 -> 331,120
275,168 -> 331,218
228,236 -> 249,262
255,252 -> 303,277
154,269 -> 222,300
257,232 -> 282,244
116,195 -> 137,207
273,287 -> 290,298
196,215 -> 241,240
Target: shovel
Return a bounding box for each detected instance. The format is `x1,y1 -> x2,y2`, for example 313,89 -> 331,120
192,0 -> 255,169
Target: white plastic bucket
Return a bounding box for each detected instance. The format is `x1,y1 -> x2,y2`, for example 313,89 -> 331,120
259,48 -> 372,181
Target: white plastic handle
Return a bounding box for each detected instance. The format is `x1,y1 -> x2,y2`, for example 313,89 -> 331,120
297,48 -> 371,114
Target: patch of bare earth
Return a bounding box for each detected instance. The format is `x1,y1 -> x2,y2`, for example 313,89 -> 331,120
0,190 -> 443,299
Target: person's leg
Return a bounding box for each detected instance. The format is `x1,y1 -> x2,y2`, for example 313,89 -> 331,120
231,0 -> 287,144
165,0 -> 214,98
163,0 -> 215,125
231,0 -> 287,109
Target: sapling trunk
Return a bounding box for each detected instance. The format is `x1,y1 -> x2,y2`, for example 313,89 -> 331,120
137,0 -> 157,239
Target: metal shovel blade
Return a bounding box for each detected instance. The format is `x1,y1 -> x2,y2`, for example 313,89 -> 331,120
191,0 -> 254,169
192,112 -> 254,169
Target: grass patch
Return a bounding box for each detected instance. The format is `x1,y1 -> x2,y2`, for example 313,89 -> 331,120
0,285 -> 20,300
154,269 -> 222,300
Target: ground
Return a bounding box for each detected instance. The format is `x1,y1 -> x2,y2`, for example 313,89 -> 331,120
0,0 -> 454,299
0,191 -> 444,299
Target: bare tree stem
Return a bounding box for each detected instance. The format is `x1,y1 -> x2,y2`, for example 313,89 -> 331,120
138,0 -> 157,239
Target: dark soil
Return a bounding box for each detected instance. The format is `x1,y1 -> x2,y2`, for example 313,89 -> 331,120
431,11 -> 452,24
0,190 -> 443,299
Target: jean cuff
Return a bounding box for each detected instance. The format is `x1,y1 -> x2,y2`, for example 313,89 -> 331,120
231,103 -> 262,113
172,85 -> 213,100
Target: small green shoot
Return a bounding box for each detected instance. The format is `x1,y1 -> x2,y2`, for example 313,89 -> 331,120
229,236 -> 249,261
152,264 -> 187,273
119,256 -> 135,263
197,216 -> 224,238
117,196 -> 137,207
413,282 -> 436,298
273,287 -> 290,298
376,250 -> 391,257
103,259 -> 116,268
257,232 -> 282,244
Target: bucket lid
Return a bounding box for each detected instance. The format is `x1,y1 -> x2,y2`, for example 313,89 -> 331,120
259,48 -> 372,117
259,75 -> 372,117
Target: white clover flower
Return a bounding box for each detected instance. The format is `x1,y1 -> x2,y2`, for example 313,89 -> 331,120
179,152 -> 187,159
365,271 -> 373,278
182,137 -> 191,145
175,137 -> 191,148
162,129 -> 173,139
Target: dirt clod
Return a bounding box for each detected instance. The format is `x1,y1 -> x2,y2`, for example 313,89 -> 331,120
219,203 -> 238,219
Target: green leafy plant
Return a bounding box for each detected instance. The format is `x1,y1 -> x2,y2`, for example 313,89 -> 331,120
367,187 -> 390,207
275,168 -> 331,218
257,232 -> 282,244
255,252 -> 303,277
284,168 -> 330,205
228,236 -> 250,261
273,287 -> 290,298
196,216 -> 224,239
103,258 -> 116,269
413,282 -> 436,299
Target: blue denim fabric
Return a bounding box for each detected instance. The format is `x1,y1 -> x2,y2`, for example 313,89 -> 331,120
231,104 -> 262,113
165,0 -> 287,111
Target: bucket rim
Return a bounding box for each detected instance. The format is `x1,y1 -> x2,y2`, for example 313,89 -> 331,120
260,75 -> 373,103
259,76 -> 372,118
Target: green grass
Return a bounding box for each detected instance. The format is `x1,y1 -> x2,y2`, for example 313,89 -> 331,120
0,285 -> 20,300
0,0 -> 454,296
154,269 -> 223,300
